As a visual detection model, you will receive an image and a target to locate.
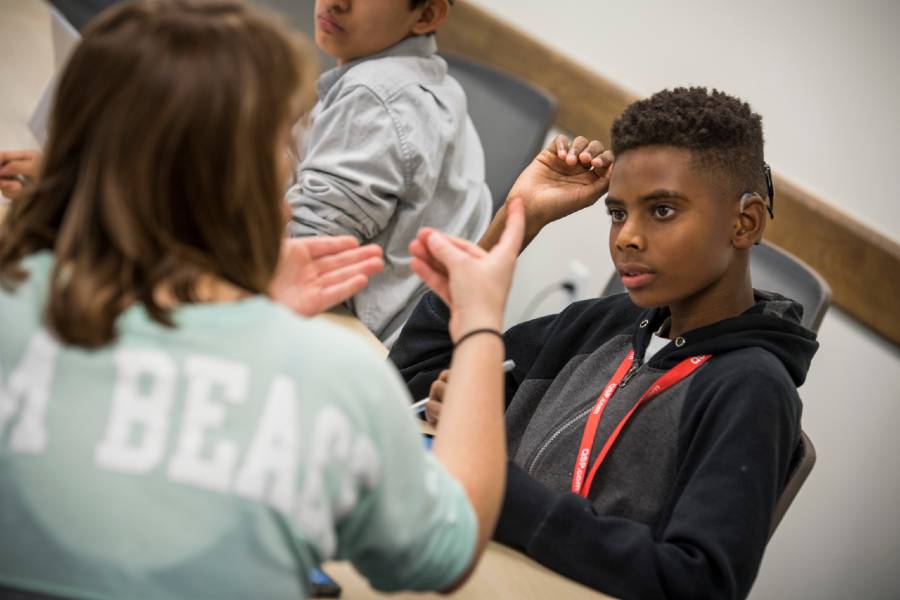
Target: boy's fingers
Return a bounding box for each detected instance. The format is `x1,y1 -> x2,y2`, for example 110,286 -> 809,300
569,136 -> 589,159
425,400 -> 441,426
584,168 -> 612,198
589,150 -> 614,174
429,377 -> 447,402
585,140 -> 605,157
579,140 -> 606,167
596,151 -> 615,171
552,135 -> 570,160
438,368 -> 450,383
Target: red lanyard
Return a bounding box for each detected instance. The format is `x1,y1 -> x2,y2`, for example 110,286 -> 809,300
571,349 -> 712,497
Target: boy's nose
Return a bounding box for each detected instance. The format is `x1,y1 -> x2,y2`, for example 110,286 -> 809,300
614,222 -> 645,252
325,0 -> 350,12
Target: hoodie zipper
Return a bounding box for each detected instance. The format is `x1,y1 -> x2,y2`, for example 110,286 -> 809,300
527,358 -> 645,474
527,405 -> 593,474
618,358 -> 643,388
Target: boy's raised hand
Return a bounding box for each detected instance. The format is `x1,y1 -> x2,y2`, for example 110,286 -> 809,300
270,236 -> 384,317
478,135 -> 612,252
511,134 -> 613,226
410,198 -> 525,341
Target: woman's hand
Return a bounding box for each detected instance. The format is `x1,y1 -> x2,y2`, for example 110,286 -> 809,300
409,198 -> 526,340
413,206 -> 526,585
270,236 -> 383,316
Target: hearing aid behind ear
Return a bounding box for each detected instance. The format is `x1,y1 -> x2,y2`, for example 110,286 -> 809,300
763,163 -> 775,218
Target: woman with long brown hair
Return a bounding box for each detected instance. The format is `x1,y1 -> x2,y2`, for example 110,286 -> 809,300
0,1 -> 523,597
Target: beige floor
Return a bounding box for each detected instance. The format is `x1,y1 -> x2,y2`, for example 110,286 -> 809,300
0,2 -> 610,598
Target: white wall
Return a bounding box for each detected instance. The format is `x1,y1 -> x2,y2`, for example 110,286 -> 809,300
469,1 -> 900,598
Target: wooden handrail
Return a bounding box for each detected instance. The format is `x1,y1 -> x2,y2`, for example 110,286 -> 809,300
440,1 -> 900,346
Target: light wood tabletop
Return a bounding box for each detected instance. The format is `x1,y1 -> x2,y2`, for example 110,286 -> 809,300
0,3 -> 612,598
323,541 -> 609,600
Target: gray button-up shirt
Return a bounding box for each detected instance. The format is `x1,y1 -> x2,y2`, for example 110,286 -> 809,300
286,35 -> 491,346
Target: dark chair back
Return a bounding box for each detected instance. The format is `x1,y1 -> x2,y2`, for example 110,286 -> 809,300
769,430 -> 817,538
48,0 -> 122,31
443,53 -> 557,213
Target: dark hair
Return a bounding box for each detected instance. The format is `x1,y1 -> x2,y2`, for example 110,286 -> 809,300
610,87 -> 766,196
0,0 -> 317,348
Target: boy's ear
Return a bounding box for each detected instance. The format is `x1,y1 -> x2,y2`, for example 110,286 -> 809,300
410,0 -> 449,36
732,193 -> 767,249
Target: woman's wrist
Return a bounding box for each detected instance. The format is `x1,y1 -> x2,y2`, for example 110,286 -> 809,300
454,311 -> 503,338
453,327 -> 504,348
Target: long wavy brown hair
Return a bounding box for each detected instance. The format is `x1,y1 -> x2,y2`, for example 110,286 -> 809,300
0,0 -> 316,347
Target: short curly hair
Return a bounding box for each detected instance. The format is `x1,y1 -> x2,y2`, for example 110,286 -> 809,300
610,87 -> 767,197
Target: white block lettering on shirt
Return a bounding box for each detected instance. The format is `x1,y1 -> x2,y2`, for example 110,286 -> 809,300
94,349 -> 176,472
167,355 -> 248,492
233,374 -> 298,514
0,330 -> 58,454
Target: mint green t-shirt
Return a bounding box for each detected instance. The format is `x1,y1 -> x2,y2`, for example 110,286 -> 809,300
0,252 -> 476,600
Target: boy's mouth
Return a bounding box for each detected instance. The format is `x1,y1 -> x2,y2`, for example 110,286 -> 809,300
617,263 -> 656,289
317,13 -> 345,34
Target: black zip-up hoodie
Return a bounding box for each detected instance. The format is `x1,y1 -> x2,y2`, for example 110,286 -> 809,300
389,290 -> 819,600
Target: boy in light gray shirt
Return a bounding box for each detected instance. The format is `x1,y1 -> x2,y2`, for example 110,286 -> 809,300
286,0 -> 491,347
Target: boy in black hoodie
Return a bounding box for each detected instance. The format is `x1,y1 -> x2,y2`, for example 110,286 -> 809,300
389,87 -> 819,599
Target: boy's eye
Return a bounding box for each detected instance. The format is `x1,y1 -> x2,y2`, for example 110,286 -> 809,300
607,208 -> 626,222
653,205 -> 675,219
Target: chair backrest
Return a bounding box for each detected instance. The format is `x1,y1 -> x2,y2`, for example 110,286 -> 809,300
47,0 -> 123,31
443,53 -> 557,213
601,240 -> 833,332
769,430 -> 816,538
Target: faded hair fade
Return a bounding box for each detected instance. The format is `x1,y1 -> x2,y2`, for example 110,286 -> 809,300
610,87 -> 767,197
0,0 -> 318,347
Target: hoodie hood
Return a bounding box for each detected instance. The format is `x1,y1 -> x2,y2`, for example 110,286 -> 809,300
633,290 -> 819,386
